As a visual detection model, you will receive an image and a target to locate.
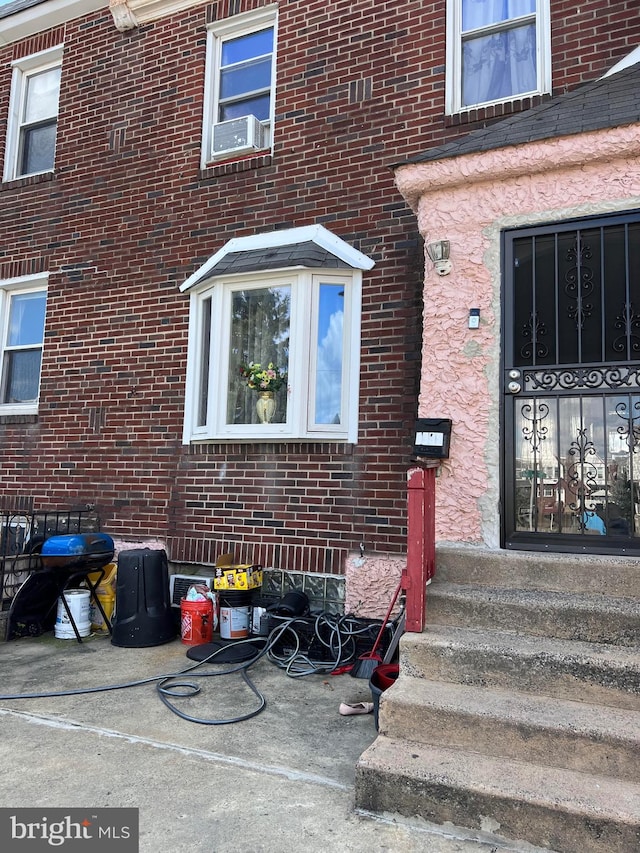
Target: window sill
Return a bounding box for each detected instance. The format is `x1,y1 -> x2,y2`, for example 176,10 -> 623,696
187,440 -> 354,455
199,152 -> 272,181
445,93 -> 550,127
0,171 -> 56,192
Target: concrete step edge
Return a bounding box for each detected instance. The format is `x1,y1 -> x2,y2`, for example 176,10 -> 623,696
356,736 -> 640,853
401,627 -> 640,710
379,677 -> 640,780
427,582 -> 640,614
356,736 -> 640,818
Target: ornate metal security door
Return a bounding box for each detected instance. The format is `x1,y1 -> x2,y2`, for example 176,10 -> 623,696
503,212 -> 640,553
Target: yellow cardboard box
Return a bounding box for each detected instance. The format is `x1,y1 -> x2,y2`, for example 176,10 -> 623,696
214,564 -> 262,591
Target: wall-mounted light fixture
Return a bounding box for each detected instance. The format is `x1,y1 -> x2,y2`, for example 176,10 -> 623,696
426,240 -> 452,276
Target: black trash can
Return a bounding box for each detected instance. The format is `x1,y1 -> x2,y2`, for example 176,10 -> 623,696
111,548 -> 176,647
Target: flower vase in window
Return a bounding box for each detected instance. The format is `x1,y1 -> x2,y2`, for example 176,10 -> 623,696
239,362 -> 287,424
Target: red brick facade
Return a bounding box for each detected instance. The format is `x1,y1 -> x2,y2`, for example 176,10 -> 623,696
1,0 -> 637,574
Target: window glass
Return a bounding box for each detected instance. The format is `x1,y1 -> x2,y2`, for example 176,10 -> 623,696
226,286 -> 290,425
20,123 -> 57,175
462,23 -> 536,107
221,28 -> 273,66
1,290 -> 47,405
218,28 -> 274,123
462,0 -> 535,30
220,56 -> 272,101
314,284 -> 344,426
8,292 -> 46,346
197,297 -> 212,427
23,67 -> 61,123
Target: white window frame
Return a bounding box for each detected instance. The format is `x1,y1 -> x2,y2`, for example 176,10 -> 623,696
183,268 -> 362,443
201,5 -> 278,169
0,274 -> 48,415
3,46 -> 63,182
445,0 -> 550,115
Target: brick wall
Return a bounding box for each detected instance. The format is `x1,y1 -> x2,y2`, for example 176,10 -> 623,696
0,0 -> 636,573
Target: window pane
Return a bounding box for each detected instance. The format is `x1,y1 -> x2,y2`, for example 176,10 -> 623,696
462,0 -> 536,31
1,349 -> 42,403
220,95 -> 270,122
462,23 -> 536,106
226,287 -> 290,425
23,67 -> 61,123
220,57 -> 272,100
20,122 -> 57,174
221,29 -> 273,66
314,284 -> 344,425
197,297 -> 212,427
8,292 -> 46,346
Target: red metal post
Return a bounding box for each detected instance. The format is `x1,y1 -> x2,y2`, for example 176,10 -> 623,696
405,462 -> 438,632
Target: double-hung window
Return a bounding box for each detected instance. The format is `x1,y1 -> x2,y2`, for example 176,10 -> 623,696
202,6 -> 277,166
0,276 -> 48,414
4,47 -> 63,182
446,1 -> 550,114
181,227 -> 373,442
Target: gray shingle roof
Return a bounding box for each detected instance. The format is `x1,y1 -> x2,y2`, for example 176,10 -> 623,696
392,61 -> 640,168
193,241 -> 351,285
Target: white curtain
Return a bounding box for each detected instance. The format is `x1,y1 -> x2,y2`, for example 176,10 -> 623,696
462,0 -> 537,107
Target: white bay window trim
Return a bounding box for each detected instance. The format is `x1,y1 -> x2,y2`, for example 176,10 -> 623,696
183,268 -> 362,442
181,226 -> 373,444
445,0 -> 550,115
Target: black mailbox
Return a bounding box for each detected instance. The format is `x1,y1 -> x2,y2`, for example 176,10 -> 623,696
413,418 -> 452,459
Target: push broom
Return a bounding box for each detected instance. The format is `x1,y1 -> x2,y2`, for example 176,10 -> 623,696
350,578 -> 404,679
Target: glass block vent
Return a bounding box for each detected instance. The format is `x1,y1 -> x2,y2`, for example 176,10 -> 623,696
261,569 -> 345,615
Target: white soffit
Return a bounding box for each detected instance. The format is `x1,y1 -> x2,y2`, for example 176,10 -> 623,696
0,0 -> 105,45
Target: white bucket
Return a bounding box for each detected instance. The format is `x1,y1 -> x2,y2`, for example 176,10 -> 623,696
220,605 -> 249,640
55,589 -> 91,639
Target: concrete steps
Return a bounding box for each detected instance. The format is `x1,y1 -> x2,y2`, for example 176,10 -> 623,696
376,676 -> 640,782
427,582 -> 640,646
356,737 -> 640,853
402,626 -> 640,710
355,547 -> 640,852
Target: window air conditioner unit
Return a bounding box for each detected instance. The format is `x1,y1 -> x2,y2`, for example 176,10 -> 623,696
211,115 -> 265,158
169,574 -> 215,607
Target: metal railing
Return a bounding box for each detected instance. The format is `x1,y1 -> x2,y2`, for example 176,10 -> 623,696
0,506 -> 100,610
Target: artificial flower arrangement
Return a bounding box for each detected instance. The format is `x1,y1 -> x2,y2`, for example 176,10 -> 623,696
239,361 -> 287,392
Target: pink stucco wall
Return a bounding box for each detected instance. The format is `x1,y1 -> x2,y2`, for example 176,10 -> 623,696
394,125 -> 640,548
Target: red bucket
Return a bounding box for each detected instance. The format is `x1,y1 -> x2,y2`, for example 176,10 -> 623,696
180,598 -> 214,645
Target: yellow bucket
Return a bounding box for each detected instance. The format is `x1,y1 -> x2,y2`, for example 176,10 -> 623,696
87,563 -> 117,632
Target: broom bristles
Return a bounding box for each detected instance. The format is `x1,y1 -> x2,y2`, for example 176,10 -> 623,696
350,653 -> 381,679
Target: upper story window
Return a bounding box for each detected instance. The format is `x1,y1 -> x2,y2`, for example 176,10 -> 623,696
180,227 -> 374,443
446,1 -> 550,114
201,6 -> 277,167
3,47 -> 63,182
0,275 -> 48,414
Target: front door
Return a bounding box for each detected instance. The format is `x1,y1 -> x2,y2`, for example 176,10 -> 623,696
503,211 -> 640,553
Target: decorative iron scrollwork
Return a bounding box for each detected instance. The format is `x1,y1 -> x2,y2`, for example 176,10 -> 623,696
565,239 -> 594,329
520,400 -> 549,453
613,302 -> 640,354
615,399 -> 640,452
524,364 -> 640,392
565,427 -> 599,526
520,314 -> 549,361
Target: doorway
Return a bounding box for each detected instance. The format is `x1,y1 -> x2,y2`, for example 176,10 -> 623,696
503,211 -> 640,553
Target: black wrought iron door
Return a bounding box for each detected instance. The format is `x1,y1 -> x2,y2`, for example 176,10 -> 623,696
503,211 -> 640,553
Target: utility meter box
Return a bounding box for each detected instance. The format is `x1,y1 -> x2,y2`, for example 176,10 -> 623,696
413,418 -> 452,459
